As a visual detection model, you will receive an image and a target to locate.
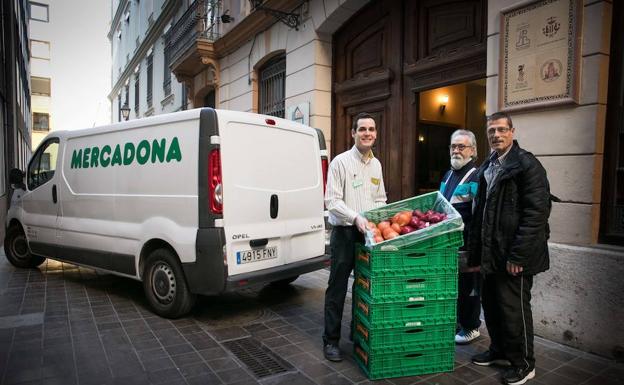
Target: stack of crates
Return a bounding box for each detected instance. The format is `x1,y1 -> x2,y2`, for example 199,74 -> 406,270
352,191 -> 464,380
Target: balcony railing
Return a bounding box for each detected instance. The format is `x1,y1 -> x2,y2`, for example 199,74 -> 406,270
169,0 -> 221,67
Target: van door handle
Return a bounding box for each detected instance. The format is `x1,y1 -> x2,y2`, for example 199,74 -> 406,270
250,238 -> 268,247
270,194 -> 278,219
52,185 -> 57,204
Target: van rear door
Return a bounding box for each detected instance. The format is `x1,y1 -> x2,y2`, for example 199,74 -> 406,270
218,111 -> 325,276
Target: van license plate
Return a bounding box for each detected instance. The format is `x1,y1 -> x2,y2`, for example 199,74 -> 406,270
236,246 -> 278,264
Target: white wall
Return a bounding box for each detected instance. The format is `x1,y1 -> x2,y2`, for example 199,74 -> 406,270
217,0 -> 367,152
487,0 -> 622,359
110,0 -> 185,122
486,0 -> 611,246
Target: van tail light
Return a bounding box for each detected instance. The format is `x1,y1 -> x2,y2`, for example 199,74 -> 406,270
321,157 -> 329,195
209,149 -> 223,214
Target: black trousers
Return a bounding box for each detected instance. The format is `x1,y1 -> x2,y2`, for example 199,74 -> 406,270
457,271 -> 482,331
323,226 -> 363,346
482,273 -> 535,370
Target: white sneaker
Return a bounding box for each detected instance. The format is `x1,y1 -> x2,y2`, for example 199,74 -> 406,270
455,328 -> 480,344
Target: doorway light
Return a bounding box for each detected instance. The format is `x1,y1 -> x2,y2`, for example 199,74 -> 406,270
439,95 -> 449,113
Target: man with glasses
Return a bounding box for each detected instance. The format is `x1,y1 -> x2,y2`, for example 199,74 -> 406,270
440,129 -> 482,345
468,111 -> 552,385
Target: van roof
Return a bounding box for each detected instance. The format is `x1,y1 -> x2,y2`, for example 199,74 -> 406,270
46,109 -> 203,141
41,108 -> 316,141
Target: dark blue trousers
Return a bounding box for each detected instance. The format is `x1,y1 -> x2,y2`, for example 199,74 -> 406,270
482,273 -> 535,370
458,271 -> 482,331
323,226 -> 363,345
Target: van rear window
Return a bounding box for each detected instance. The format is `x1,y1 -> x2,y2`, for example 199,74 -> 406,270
222,122 -> 319,191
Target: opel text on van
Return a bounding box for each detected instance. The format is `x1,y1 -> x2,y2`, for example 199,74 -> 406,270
4,108 -> 330,318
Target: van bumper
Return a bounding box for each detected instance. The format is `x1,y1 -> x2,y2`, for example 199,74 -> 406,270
184,228 -> 227,296
224,254 -> 330,291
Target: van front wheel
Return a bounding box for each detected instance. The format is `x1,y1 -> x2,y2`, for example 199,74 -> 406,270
143,248 -> 196,318
4,226 -> 45,268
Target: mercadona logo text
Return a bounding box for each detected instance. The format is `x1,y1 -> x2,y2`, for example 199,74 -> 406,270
70,137 -> 182,169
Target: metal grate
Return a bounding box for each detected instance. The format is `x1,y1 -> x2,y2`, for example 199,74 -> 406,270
146,54 -> 153,107
134,72 -> 140,116
168,0 -> 221,66
223,337 -> 293,378
163,29 -> 172,96
259,55 -> 286,118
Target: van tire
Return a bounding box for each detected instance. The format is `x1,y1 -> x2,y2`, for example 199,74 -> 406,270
143,248 -> 196,318
270,275 -> 299,287
4,226 -> 45,268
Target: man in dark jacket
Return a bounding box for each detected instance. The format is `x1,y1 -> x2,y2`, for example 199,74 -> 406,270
469,111 -> 551,385
440,129 -> 481,345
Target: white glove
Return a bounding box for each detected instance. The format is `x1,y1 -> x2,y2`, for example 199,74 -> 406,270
354,215 -> 368,234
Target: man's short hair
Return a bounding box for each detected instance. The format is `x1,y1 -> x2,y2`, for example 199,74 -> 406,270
487,111 -> 513,128
351,112 -> 376,131
451,129 -> 478,160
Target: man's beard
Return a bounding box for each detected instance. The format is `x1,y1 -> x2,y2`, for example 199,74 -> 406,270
451,155 -> 471,170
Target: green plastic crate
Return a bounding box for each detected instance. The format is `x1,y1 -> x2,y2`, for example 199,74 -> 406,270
354,269 -> 458,302
354,338 -> 454,380
362,191 -> 464,250
372,229 -> 464,251
355,244 -> 460,276
354,289 -> 456,328
353,314 -> 455,352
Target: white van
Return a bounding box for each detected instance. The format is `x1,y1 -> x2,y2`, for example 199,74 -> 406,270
5,108 -> 330,318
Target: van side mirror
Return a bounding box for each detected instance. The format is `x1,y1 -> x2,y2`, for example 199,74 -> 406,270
9,168 -> 25,190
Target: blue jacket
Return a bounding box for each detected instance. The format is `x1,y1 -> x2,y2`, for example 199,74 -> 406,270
440,160 -> 479,248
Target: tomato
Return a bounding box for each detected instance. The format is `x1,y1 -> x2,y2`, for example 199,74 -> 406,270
377,221 -> 391,231
382,227 -> 398,239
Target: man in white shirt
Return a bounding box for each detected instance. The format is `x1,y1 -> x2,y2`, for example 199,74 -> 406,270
322,112 -> 387,362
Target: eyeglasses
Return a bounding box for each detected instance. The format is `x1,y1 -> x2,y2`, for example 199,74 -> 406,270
487,126 -> 512,135
449,144 -> 473,151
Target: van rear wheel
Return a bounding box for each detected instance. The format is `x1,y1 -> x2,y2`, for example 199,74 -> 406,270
143,248 -> 196,318
4,226 -> 45,268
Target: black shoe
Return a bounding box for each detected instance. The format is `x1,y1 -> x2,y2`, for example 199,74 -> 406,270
323,343 -> 343,362
503,366 -> 535,385
472,350 -> 512,367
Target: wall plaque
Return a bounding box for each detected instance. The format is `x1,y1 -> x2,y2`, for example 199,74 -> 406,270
286,102 -> 310,126
500,0 -> 581,111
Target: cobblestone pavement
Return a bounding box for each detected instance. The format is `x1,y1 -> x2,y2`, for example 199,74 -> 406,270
0,255 -> 622,385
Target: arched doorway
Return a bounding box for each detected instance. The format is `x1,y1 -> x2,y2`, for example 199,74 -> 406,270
190,62 -> 219,108
332,0 -> 487,201
203,89 -> 215,108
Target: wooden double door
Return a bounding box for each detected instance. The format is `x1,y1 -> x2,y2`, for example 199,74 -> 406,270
332,0 -> 487,202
